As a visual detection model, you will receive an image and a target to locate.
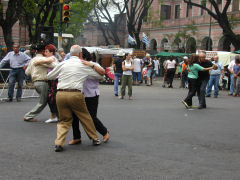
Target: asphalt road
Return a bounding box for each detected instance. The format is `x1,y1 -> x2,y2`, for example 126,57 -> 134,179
0,79 -> 240,180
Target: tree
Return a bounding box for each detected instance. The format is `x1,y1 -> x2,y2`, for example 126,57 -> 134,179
20,0 -> 59,44
124,0 -> 154,49
90,0 -> 126,46
183,0 -> 240,50
0,0 -> 25,51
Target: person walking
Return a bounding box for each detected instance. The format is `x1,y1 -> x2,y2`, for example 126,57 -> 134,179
181,56 -> 189,88
23,44 -> 57,122
228,56 -> 237,96
182,55 -> 215,109
206,55 -> 224,98
153,56 -> 160,80
120,53 -> 134,99
233,56 -> 240,96
69,48 -> 110,145
165,56 -> 176,88
197,52 -> 213,109
132,56 -> 142,85
47,45 -> 102,152
0,43 -> 31,102
113,50 -> 124,96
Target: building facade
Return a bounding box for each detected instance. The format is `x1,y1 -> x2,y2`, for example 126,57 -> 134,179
0,0 -> 29,50
141,0 -> 240,52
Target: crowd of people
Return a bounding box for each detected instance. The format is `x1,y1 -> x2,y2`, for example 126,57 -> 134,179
0,43 -> 239,152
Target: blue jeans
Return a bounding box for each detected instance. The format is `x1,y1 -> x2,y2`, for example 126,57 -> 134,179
206,75 -> 220,96
114,73 -> 122,95
182,75 -> 188,88
229,74 -> 234,95
8,68 -> 25,99
197,79 -> 208,106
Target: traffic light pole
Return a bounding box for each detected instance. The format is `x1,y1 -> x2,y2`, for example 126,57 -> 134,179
58,0 -> 63,49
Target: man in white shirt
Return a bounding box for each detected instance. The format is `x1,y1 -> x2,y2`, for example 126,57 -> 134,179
47,45 -> 103,152
133,56 -> 142,85
153,56 -> 160,80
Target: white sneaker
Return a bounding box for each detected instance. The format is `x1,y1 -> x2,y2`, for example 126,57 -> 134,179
45,117 -> 58,123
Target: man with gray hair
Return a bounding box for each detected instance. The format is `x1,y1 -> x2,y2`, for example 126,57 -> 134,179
0,43 -> 31,102
206,55 -> 224,98
47,45 -> 103,152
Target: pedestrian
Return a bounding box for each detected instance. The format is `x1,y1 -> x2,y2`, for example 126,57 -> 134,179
197,52 -> 214,109
182,55 -> 215,109
69,48 -> 110,145
233,56 -> 240,96
0,43 -> 31,102
47,45 -> 102,152
23,44 -> 57,122
181,56 -> 189,88
153,56 -> 160,80
120,53 -> 134,99
113,50 -> 124,96
132,56 -> 142,85
228,56 -> 237,96
206,55 -> 224,98
143,53 -> 153,86
165,56 -> 176,88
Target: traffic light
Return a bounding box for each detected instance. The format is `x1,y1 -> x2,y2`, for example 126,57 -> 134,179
62,4 -> 70,23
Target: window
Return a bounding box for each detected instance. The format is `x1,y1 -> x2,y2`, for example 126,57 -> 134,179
186,3 -> 192,17
175,5 -> 180,19
232,0 -> 240,11
161,5 -> 171,20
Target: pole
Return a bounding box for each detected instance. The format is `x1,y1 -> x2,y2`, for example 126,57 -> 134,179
208,4 -> 212,51
58,0 -> 63,49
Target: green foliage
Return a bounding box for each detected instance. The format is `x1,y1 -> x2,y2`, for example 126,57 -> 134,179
62,0 -> 97,38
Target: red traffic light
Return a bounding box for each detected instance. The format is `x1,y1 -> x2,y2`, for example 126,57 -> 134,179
63,4 -> 69,11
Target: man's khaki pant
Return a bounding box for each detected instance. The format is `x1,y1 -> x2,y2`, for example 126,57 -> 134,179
55,91 -> 98,146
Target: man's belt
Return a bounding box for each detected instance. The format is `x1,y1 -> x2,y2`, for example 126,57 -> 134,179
34,80 -> 48,82
11,67 -> 23,70
58,89 -> 81,92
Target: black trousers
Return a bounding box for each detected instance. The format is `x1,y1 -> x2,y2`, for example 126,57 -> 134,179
184,78 -> 198,106
72,95 -> 107,139
166,68 -> 176,86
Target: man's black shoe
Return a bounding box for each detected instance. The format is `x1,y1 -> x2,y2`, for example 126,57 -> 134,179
206,95 -> 211,97
55,145 -> 63,152
198,105 -> 206,109
5,98 -> 12,102
92,139 -> 101,146
114,94 -> 118,97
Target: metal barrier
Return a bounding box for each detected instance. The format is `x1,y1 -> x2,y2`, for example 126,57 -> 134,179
0,69 -> 39,101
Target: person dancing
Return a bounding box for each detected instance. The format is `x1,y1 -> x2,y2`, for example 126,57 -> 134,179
69,48 -> 110,145
182,55 -> 215,109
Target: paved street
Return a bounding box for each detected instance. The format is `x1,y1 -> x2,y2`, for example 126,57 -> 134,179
0,79 -> 240,180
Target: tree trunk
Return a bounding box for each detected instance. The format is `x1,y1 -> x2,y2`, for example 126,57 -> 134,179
218,16 -> 240,50
2,25 -> 14,52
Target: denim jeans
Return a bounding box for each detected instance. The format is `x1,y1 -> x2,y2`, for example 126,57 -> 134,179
229,74 -> 234,95
206,75 -> 220,96
197,79 -> 208,106
114,73 -> 122,95
8,68 -> 25,99
182,75 -> 188,88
